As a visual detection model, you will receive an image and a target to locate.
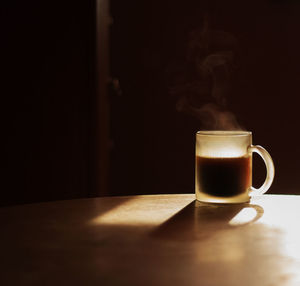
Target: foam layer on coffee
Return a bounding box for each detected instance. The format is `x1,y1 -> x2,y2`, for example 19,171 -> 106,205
196,147 -> 246,158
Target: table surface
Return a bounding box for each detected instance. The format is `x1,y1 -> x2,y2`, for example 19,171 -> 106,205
1,194 -> 300,286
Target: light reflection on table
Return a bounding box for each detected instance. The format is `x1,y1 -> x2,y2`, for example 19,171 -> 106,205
1,194 -> 300,286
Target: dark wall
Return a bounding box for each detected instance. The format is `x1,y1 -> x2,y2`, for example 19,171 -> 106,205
2,2 -> 97,205
3,1 -> 300,206
110,0 -> 300,196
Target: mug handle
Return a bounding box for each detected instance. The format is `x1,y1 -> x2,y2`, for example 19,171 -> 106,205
248,145 -> 275,196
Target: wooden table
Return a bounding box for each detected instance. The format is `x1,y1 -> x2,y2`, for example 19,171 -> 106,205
1,194 -> 300,286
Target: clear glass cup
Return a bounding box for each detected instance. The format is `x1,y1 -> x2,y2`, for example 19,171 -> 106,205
195,131 -> 275,203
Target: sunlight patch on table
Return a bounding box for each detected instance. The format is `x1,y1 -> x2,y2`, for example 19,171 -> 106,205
229,207 -> 258,226
89,196 -> 193,226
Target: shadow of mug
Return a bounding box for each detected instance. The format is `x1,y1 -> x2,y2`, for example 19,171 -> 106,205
152,200 -> 264,241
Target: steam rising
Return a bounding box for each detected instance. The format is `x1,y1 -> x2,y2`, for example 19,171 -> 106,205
167,15 -> 243,130
176,101 -> 241,130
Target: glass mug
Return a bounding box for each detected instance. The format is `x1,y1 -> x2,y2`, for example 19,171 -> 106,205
195,131 -> 275,203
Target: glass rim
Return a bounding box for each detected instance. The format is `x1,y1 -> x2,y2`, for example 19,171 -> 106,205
196,130 -> 252,137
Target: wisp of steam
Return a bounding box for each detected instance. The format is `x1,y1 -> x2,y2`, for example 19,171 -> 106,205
167,14 -> 244,130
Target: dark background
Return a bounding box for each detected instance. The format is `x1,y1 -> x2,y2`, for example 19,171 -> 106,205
109,0 -> 300,196
2,0 -> 300,206
2,1 -> 96,205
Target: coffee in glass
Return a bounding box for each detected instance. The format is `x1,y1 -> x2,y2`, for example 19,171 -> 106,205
195,131 -> 274,203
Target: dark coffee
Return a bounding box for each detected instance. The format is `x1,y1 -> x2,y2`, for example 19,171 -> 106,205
196,156 -> 251,197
